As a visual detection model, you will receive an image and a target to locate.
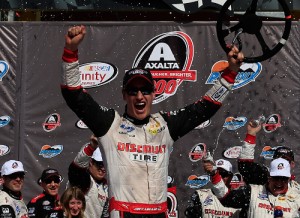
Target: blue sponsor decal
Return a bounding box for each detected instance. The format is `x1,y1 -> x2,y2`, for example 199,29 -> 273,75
258,193 -> 269,200
120,123 -> 135,133
0,116 -> 10,127
39,145 -> 63,158
185,175 -> 210,189
206,61 -> 262,90
0,60 -> 9,81
223,116 -> 247,131
203,195 -> 214,206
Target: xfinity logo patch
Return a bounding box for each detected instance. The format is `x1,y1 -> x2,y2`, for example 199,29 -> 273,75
132,31 -> 197,104
223,146 -> 242,159
79,62 -> 118,88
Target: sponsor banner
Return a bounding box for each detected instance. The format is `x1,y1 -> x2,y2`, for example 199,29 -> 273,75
263,114 -> 282,133
79,62 -> 118,88
42,113 -> 61,132
0,144 -> 10,156
39,145 -> 63,158
189,143 -> 206,162
0,60 -> 9,81
0,116 -> 10,128
185,175 -> 210,189
132,31 -> 197,104
223,116 -> 247,131
206,61 -> 262,90
223,146 -> 242,159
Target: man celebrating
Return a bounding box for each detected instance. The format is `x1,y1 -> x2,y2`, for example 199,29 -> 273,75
185,159 -> 242,218
27,168 -> 63,217
0,160 -> 28,218
61,25 -> 243,217
209,158 -> 300,217
68,135 -> 109,218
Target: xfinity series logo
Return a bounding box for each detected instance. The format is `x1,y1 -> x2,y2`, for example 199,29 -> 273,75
132,31 -> 197,104
79,62 -> 118,88
206,61 -> 262,89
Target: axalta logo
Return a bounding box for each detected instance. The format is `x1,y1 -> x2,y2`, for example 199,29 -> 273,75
43,113 -> 61,132
206,61 -> 262,89
79,62 -> 118,88
189,143 -> 206,162
263,114 -> 282,133
0,60 -> 9,81
132,31 -> 197,104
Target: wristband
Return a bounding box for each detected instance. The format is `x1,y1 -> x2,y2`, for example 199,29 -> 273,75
62,48 -> 78,63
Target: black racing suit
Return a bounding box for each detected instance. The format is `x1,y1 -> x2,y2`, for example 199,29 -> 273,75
27,191 -> 62,218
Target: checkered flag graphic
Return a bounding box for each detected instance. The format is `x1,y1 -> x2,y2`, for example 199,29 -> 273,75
163,0 -> 229,14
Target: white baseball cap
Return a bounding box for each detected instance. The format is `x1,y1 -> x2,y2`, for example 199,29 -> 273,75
91,148 -> 103,162
216,159 -> 233,173
1,160 -> 25,176
270,158 -> 291,178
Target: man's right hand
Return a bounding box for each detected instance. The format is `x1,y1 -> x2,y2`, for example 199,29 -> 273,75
90,134 -> 99,149
247,120 -> 262,136
65,25 -> 86,51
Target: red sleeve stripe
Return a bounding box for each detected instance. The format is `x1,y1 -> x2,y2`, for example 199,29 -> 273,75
62,48 -> 78,63
84,143 -> 96,156
60,85 -> 82,90
244,134 -> 256,144
211,172 -> 222,184
221,68 -> 237,84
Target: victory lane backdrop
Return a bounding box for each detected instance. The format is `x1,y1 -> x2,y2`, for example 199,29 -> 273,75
0,21 -> 299,217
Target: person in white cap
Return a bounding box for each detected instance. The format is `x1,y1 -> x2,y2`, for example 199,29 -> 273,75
208,158 -> 300,218
238,120 -> 299,193
61,25 -> 243,218
68,135 -> 109,218
185,158 -> 242,218
0,160 -> 28,217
